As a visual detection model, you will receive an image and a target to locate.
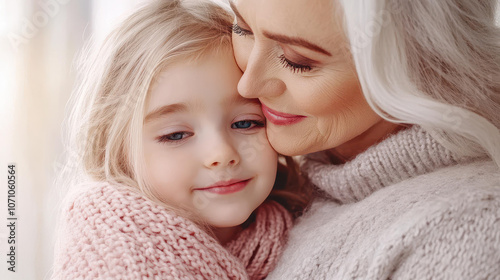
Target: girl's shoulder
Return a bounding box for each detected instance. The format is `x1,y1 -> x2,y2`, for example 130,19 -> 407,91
61,182 -> 197,236
53,182 -> 249,279
63,182 -> 155,222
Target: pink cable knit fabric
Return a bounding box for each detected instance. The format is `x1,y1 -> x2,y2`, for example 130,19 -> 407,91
51,183 -> 292,280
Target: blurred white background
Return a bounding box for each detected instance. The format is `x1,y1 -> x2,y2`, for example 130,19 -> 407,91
0,0 -> 498,279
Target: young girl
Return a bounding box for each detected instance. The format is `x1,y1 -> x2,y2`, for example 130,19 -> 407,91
51,0 -> 306,279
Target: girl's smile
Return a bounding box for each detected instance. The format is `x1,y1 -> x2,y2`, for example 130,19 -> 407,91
194,178 -> 252,194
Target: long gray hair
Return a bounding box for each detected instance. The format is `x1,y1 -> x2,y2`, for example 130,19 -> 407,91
340,0 -> 500,167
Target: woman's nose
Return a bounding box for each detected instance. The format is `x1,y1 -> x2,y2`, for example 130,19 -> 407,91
204,135 -> 241,169
237,44 -> 286,99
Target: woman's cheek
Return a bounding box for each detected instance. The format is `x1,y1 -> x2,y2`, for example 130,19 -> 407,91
296,73 -> 363,117
291,78 -> 339,116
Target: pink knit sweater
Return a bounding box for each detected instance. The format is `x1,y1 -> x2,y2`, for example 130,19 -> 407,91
51,183 -> 292,279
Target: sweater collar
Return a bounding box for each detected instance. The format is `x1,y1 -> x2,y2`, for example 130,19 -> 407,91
301,126 -> 475,204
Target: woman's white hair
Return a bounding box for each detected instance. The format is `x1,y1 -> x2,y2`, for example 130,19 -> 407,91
340,0 -> 500,167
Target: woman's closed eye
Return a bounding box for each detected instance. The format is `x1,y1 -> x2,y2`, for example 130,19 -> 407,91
231,120 -> 264,130
156,131 -> 194,143
232,23 -> 252,37
233,20 -> 315,74
278,54 -> 313,73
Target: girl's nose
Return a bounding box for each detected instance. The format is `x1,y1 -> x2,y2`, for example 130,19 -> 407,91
237,45 -> 286,99
204,135 -> 241,168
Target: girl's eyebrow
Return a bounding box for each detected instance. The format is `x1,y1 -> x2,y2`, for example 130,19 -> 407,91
229,1 -> 331,56
145,103 -> 187,123
224,92 -> 262,108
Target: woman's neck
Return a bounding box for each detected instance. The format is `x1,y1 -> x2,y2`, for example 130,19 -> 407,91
328,120 -> 407,162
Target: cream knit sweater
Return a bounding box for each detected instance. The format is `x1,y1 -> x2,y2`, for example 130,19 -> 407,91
51,183 -> 292,279
267,126 -> 500,280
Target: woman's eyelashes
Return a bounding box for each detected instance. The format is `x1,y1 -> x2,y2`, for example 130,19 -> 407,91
232,23 -> 252,36
278,54 -> 313,73
232,23 -> 314,74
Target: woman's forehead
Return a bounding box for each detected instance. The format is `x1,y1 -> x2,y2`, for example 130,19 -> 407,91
232,0 -> 342,50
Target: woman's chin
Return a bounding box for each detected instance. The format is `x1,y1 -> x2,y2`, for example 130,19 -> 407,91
267,128 -> 325,156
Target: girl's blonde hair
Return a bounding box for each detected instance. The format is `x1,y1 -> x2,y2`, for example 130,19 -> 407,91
60,0 -> 233,218
59,0 -> 309,222
340,0 -> 500,168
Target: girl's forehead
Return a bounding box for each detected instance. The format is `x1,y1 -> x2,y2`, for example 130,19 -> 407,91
145,93 -> 260,124
145,53 -> 258,122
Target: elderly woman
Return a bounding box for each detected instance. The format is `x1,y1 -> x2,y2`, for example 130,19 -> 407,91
230,0 -> 500,279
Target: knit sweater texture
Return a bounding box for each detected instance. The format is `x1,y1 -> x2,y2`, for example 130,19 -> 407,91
267,126 -> 500,280
51,183 -> 292,280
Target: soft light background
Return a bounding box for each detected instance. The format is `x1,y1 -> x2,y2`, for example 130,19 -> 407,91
0,1 -> 498,280
0,0 -> 224,279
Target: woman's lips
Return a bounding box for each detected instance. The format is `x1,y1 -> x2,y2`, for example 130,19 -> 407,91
261,103 -> 306,126
195,179 -> 250,195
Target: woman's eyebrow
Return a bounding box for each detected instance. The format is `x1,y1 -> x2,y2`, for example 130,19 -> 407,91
229,1 -> 331,57
224,93 -> 261,108
262,31 -> 332,56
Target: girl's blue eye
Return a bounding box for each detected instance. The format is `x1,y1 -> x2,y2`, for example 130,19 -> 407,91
232,23 -> 252,36
167,132 -> 185,140
157,132 -> 193,143
231,120 -> 264,129
232,120 -> 252,129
